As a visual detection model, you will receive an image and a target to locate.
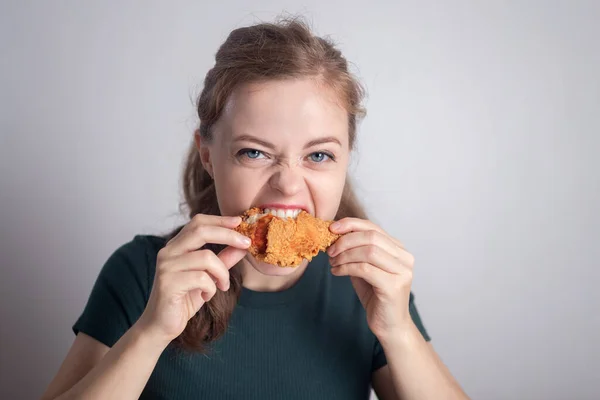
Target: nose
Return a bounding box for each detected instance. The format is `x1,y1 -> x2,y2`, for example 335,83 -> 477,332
268,165 -> 304,196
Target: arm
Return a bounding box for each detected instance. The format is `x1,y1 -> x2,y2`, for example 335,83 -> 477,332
326,218 -> 468,400
372,324 -> 469,400
41,326 -> 168,400
42,215 -> 250,400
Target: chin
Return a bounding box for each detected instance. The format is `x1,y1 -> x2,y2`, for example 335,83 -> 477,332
245,254 -> 306,276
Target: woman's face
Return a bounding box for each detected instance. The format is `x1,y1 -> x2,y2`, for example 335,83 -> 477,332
198,78 -> 350,273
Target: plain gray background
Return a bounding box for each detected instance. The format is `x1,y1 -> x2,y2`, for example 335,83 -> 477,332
1,1 -> 598,399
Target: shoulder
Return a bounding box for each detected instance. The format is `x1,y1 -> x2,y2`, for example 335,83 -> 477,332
105,234 -> 166,272
93,234 -> 167,298
117,234 -> 167,259
72,234 -> 167,346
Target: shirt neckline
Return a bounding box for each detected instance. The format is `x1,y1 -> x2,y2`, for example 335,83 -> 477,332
237,252 -> 328,308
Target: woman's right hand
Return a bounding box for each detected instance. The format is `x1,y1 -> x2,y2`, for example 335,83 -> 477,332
135,214 -> 251,346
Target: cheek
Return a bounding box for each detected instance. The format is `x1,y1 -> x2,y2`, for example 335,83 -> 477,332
309,170 -> 347,220
213,166 -> 262,215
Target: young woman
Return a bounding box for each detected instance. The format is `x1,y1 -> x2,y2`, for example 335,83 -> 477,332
42,18 -> 468,400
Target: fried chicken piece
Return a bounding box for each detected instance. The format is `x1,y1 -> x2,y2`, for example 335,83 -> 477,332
234,207 -> 340,267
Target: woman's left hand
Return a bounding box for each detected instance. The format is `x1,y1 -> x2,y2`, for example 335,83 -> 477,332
328,218 -> 415,342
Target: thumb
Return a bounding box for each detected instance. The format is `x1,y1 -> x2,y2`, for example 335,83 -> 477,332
188,289 -> 207,314
217,246 -> 248,269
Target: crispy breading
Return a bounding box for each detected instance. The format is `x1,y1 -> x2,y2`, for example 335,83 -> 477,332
234,207 -> 340,267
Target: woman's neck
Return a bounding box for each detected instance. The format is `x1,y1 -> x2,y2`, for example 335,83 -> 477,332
236,257 -> 309,292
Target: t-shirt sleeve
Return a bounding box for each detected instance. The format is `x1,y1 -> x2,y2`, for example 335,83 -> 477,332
72,236 -> 153,348
372,292 -> 431,371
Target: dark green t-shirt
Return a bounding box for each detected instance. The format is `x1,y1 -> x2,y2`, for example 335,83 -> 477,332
73,235 -> 430,399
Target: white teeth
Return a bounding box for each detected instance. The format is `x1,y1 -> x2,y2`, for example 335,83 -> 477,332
257,208 -> 303,220
285,209 -> 302,219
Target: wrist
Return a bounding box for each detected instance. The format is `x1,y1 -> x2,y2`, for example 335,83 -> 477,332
129,321 -> 172,355
376,320 -> 423,350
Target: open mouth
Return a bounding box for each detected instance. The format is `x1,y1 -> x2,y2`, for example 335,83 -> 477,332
244,207 -> 304,224
235,207 -> 340,267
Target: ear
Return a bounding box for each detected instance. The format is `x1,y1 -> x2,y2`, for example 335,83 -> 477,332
194,129 -> 214,178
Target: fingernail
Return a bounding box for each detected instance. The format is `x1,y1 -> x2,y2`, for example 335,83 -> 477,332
240,237 -> 251,246
330,221 -> 341,231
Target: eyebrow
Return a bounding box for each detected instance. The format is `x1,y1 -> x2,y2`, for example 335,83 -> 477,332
232,135 -> 276,150
232,134 -> 342,150
304,136 -> 342,149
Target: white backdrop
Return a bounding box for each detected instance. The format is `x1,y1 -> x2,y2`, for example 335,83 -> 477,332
1,1 -> 598,399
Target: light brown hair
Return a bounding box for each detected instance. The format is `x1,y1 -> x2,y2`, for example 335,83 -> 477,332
168,17 -> 368,352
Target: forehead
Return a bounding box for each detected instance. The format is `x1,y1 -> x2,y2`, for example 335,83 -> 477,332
216,79 -> 349,147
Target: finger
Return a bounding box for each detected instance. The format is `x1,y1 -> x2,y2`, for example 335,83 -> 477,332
330,262 -> 388,289
165,220 -> 250,257
330,217 -> 405,248
168,214 -> 242,245
188,213 -> 243,230
159,249 -> 231,290
329,245 -> 402,274
327,230 -> 402,259
167,270 -> 218,300
217,246 -> 249,270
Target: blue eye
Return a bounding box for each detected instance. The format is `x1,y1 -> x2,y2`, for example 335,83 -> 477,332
238,149 -> 265,159
309,152 -> 334,163
245,149 -> 261,158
